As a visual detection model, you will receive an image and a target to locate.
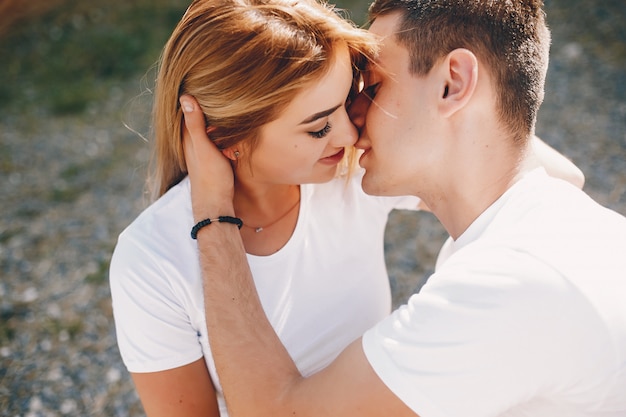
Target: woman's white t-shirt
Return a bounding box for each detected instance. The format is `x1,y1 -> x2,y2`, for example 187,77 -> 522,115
110,171 -> 418,415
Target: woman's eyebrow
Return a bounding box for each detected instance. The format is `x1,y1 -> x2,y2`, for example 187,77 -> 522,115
299,104 -> 341,125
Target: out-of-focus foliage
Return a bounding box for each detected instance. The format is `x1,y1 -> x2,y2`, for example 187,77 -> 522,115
0,0 -> 369,116
0,0 -> 189,115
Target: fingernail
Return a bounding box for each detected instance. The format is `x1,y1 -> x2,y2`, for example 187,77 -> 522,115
180,99 -> 194,113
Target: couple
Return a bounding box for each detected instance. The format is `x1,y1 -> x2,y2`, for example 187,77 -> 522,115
110,0 -> 626,416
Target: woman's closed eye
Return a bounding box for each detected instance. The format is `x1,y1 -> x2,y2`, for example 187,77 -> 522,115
308,122 -> 332,139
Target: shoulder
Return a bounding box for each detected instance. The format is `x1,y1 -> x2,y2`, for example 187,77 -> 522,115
483,172 -> 626,278
110,177 -> 197,291
498,169 -> 625,229
364,239 -> 624,414
115,178 -> 192,252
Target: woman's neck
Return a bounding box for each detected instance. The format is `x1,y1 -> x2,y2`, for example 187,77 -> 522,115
233,179 -> 301,256
233,180 -> 299,223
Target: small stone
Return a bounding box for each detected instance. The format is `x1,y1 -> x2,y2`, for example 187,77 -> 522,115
107,367 -> 122,383
21,287 -> 38,303
60,399 -> 77,414
29,396 -> 43,411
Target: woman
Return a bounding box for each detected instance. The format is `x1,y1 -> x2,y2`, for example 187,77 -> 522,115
110,0 -> 418,415
109,0 -> 583,415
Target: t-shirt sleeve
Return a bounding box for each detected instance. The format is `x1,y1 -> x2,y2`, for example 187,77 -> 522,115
362,245 -> 591,417
109,231 -> 204,373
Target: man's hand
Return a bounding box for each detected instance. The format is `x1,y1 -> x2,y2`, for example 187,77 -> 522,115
180,95 -> 236,222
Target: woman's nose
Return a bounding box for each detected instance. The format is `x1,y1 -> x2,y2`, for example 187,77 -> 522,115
330,106 -> 358,148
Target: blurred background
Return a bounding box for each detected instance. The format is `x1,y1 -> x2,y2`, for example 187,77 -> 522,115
1,0 -> 624,415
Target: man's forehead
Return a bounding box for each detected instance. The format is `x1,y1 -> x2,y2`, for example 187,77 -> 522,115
366,13 -> 407,74
369,11 -> 403,40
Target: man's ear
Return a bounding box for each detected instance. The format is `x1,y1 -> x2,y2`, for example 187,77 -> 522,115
438,48 -> 478,118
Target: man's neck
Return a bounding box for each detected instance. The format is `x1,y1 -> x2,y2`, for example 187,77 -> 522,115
427,135 -> 529,240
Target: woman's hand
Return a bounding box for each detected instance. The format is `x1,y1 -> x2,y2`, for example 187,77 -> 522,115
180,95 -> 236,222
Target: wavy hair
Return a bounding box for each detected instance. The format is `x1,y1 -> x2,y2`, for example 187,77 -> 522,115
149,0 -> 378,198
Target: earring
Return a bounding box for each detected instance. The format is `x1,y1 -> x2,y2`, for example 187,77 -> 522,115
234,151 -> 240,159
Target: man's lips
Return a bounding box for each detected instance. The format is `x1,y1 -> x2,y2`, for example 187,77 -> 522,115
319,148 -> 345,165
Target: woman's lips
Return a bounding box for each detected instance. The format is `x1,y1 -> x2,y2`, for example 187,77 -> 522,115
319,148 -> 345,165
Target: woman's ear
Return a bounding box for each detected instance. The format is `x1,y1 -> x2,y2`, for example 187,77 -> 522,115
204,126 -> 240,162
438,48 -> 478,118
221,146 -> 240,162
204,126 -> 233,160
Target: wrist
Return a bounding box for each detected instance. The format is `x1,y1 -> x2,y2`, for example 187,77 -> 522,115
190,196 -> 235,224
191,216 -> 243,239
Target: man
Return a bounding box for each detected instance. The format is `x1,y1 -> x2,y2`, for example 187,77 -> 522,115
180,0 -> 626,415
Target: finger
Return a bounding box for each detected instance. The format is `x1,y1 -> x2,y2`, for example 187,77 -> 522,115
179,95 -> 236,219
180,95 -> 224,161
180,96 -> 198,167
179,94 -> 234,181
180,95 -> 215,177
180,95 -> 206,144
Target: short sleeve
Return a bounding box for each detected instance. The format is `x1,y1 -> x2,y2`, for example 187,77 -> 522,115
109,232 -> 204,373
362,244 -> 594,417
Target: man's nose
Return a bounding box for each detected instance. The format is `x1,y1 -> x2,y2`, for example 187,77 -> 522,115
347,90 -> 372,133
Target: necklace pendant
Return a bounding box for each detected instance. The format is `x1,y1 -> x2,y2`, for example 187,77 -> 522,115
255,227 -> 263,233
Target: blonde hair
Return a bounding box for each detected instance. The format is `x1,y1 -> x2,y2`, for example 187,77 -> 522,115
149,0 -> 378,198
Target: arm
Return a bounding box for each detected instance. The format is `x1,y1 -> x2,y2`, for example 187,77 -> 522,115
180,96 -> 418,417
528,135 -> 585,189
131,359 -> 220,417
108,188 -> 221,416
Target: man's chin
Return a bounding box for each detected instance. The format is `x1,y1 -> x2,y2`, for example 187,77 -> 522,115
361,173 -> 410,198
360,173 -> 388,197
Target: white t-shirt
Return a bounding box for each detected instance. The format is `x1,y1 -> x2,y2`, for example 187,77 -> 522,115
110,171 -> 418,416
363,168 -> 626,417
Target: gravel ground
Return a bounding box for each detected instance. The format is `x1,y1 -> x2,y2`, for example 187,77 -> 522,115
1,1 -> 625,415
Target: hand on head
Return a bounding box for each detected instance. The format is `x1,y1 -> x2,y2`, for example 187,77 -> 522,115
180,95 -> 236,221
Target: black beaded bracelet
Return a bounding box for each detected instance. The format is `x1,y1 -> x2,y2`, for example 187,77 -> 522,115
190,216 -> 243,239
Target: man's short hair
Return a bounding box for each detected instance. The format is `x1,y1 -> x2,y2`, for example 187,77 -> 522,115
369,0 -> 551,143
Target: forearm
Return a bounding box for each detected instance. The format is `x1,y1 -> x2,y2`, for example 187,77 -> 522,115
181,94 -> 416,417
180,93 -> 301,415
196,223 -> 302,416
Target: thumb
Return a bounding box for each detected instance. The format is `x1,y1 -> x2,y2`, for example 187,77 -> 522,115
180,94 -> 207,148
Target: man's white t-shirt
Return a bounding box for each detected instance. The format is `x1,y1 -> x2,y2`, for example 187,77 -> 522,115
363,168 -> 626,417
110,171 -> 418,416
